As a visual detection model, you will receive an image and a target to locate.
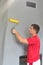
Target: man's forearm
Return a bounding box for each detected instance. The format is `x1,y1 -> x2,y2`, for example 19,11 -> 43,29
15,31 -> 24,42
12,29 -> 28,44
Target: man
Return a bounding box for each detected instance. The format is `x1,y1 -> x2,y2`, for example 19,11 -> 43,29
11,24 -> 40,65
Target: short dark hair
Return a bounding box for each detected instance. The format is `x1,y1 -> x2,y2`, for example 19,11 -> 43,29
31,24 -> 40,34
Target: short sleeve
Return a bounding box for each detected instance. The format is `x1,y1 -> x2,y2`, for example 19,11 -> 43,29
26,37 -> 36,44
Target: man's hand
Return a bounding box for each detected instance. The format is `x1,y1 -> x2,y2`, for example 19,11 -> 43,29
11,28 -> 17,35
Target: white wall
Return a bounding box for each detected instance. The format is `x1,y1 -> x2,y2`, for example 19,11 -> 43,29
0,12 -> 8,65
2,0 -> 43,65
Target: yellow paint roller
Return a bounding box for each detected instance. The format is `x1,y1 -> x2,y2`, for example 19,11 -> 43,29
8,18 -> 20,29
8,18 -> 19,24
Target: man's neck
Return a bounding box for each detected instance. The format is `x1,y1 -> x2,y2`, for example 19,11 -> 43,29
31,33 -> 37,37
